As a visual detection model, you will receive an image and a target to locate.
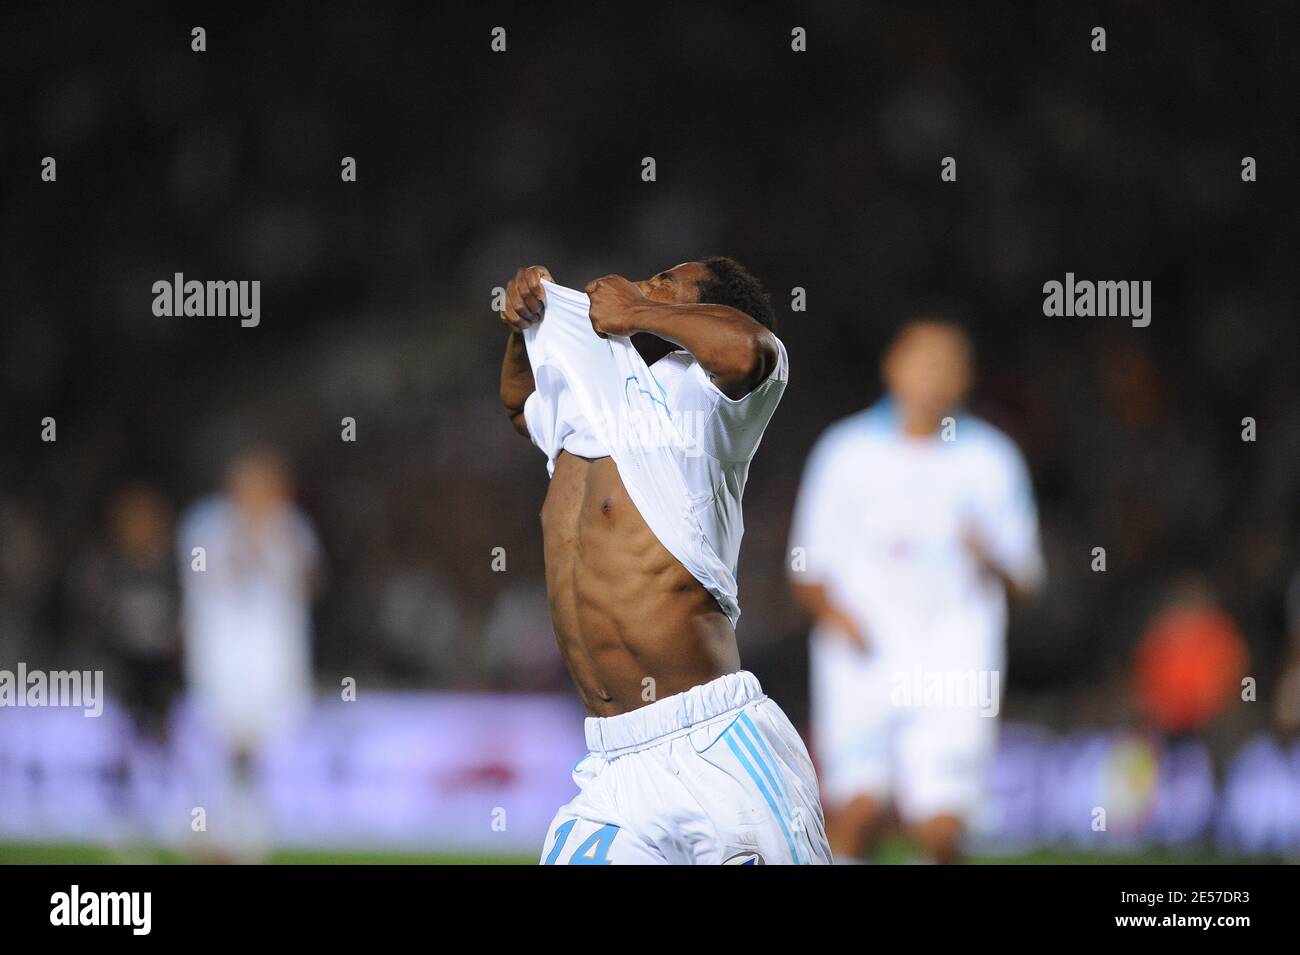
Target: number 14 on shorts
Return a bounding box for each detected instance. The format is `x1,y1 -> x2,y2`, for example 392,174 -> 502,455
543,820 -> 620,865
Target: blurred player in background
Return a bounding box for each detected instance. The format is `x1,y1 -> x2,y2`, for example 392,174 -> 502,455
177,448 -> 323,861
789,320 -> 1044,863
1133,577 -> 1248,739
1271,564 -> 1300,736
69,484 -> 181,853
72,484 -> 181,739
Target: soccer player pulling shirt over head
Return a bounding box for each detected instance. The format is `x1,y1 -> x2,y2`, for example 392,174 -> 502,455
498,259 -> 831,865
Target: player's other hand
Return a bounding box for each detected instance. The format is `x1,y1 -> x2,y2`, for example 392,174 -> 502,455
821,605 -> 871,653
961,525 -> 1002,580
499,265 -> 552,331
586,274 -> 647,338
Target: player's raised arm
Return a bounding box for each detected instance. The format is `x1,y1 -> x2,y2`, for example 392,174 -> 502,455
498,265 -> 551,437
586,273 -> 778,400
788,432 -> 870,651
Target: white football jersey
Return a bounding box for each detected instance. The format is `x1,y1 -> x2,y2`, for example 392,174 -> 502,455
789,400 -> 1044,671
522,281 -> 788,625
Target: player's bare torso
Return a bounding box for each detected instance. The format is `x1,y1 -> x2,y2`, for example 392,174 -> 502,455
540,450 -> 741,717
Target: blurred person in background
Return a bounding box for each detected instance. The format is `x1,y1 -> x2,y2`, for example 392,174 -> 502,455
0,496 -> 56,663
72,485 -> 181,739
69,484 -> 181,849
176,448 -> 324,861
789,320 -> 1044,863
1274,563 -> 1300,736
1133,578 -> 1248,740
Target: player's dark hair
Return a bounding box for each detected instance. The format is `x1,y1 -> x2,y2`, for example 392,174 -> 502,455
696,256 -> 777,332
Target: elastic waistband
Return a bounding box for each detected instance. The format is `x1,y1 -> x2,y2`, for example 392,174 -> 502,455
584,671 -> 764,757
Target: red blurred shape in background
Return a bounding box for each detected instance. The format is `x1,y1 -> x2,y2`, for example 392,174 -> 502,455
1135,603 -> 1249,733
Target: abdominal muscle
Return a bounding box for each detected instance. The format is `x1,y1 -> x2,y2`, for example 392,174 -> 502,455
540,450 -> 741,717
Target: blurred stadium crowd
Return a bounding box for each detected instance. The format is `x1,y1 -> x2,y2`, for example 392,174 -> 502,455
2,5 -> 1298,770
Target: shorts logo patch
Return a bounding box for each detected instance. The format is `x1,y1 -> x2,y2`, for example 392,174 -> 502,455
723,851 -> 765,865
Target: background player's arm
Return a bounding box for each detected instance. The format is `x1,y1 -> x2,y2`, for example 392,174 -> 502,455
963,444 -> 1046,605
788,433 -> 870,651
587,275 -> 777,399
498,266 -> 551,438
963,528 -> 1032,604
791,581 -> 869,650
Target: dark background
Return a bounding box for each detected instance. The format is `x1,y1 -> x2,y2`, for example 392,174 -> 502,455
2,2 -> 1297,739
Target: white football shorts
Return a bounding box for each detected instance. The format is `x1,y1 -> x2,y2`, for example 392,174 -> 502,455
540,670 -> 832,865
811,633 -> 999,824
